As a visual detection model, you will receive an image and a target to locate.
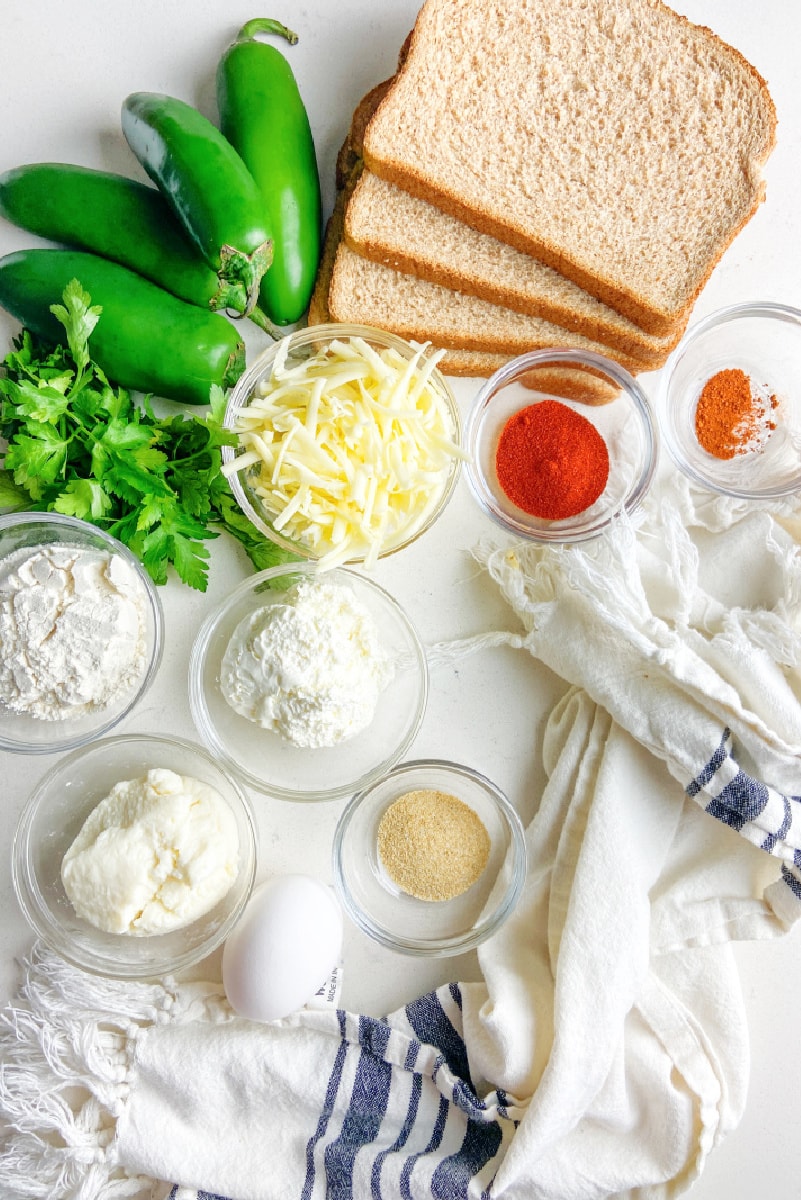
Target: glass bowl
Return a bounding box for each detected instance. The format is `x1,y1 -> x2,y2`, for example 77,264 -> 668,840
221,323 -> 463,568
0,512 -> 163,754
464,348 -> 658,543
11,733 -> 257,979
656,302 -> 801,498
332,759 -> 527,957
189,562 -> 428,801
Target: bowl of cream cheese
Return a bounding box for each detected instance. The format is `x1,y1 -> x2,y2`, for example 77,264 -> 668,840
0,512 -> 164,754
189,563 -> 428,801
12,732 -> 257,979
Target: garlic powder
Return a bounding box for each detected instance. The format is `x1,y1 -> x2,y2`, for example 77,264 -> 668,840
0,542 -> 148,721
220,578 -> 394,748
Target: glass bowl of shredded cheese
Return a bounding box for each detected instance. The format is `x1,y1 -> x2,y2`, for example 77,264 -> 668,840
12,732 -> 257,979
657,302 -> 801,498
221,324 -> 464,569
0,512 -> 164,755
332,759 -> 527,956
188,562 -> 428,802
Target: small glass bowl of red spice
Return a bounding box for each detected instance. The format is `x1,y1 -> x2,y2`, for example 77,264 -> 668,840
657,302 -> 801,499
464,348 -> 658,544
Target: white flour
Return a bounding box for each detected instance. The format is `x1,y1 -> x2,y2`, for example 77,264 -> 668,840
0,542 -> 148,722
220,578 -> 394,748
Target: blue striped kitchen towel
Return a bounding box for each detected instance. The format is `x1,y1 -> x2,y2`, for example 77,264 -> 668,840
688,726 -> 801,897
164,986 -> 519,1200
0,947 -> 521,1200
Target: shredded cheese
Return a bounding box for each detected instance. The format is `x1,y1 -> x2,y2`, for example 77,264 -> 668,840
223,336 -> 464,568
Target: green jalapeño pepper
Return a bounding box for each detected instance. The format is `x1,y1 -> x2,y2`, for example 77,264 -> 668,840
216,19 -> 322,326
0,249 -> 246,405
0,163 -> 271,328
121,92 -> 273,318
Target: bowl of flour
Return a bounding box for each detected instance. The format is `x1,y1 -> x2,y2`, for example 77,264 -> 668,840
0,512 -> 163,753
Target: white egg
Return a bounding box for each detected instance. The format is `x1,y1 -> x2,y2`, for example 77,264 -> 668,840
222,874 -> 343,1022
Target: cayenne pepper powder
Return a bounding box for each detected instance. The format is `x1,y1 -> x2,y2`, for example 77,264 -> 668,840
694,367 -> 777,460
495,399 -> 610,520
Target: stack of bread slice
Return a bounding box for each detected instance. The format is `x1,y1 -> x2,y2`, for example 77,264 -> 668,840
310,0 -> 776,390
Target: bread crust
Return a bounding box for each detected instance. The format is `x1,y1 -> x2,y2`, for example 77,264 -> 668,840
362,0 -> 777,335
311,180 -> 619,399
328,241 -> 669,373
344,173 -> 686,363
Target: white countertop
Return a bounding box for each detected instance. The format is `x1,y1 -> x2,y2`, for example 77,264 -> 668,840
1,2 -> 800,1197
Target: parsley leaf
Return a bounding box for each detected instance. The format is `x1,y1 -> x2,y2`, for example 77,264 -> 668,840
2,376 -> 72,422
53,477 -> 113,521
5,427 -> 70,494
0,470 -> 30,511
0,279 -> 298,590
49,279 -> 102,379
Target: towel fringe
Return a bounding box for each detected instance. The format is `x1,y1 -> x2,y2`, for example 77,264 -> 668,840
0,944 -> 177,1200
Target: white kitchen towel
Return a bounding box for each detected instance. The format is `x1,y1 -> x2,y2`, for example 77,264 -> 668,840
1,475 -> 800,1200
435,471 -> 801,891
459,688 -> 791,1200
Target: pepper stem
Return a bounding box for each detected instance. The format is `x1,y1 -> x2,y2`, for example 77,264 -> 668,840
218,239 -> 273,316
247,305 -> 281,339
236,18 -> 298,45
212,277 -> 256,318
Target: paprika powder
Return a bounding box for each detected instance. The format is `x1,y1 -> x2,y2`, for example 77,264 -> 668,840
694,367 -> 777,460
495,399 -> 610,520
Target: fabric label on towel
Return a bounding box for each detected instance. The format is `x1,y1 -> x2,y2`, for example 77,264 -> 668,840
305,963 -> 343,1009
171,1188 -> 227,1199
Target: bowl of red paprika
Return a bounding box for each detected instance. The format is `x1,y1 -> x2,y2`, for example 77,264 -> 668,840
463,348 -> 658,544
656,302 -> 801,499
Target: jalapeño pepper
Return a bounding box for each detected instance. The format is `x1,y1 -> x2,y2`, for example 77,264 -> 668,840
0,249 -> 246,406
0,163 -> 271,326
216,19 -> 322,326
121,92 -> 273,318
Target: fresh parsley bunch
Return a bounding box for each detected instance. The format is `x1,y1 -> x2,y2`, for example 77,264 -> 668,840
0,279 -> 296,590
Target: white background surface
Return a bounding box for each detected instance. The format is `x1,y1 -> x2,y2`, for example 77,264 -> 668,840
1,2 -> 800,1197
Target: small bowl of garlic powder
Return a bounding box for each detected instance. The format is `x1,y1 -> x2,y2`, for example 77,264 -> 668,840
220,324 -> 464,570
332,759 -> 527,956
0,512 -> 163,754
188,562 -> 428,801
12,732 -> 257,979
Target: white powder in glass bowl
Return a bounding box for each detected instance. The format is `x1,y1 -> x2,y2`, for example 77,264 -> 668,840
0,542 -> 147,721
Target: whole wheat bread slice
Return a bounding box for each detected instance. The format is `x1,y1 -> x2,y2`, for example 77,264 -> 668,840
310,193 -> 620,400
362,0 -> 776,334
310,188 -> 516,378
341,79 -> 682,362
327,241 -> 669,373
311,76 -> 629,399
345,170 -> 684,362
